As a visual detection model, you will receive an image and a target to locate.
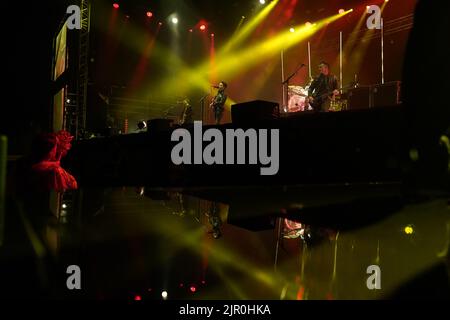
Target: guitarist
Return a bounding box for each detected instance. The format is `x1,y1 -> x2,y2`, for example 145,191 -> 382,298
307,61 -> 340,112
210,81 -> 228,125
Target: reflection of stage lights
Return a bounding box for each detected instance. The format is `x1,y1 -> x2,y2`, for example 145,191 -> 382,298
212,229 -> 221,239
136,187 -> 145,196
137,120 -> 147,130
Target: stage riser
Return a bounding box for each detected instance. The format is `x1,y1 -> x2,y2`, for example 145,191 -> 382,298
65,105 -> 415,188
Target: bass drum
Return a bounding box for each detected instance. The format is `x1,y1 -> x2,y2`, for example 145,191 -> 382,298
288,94 -> 305,112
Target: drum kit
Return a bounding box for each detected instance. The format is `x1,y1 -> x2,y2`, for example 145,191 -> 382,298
287,85 -> 348,113
288,85 -> 310,112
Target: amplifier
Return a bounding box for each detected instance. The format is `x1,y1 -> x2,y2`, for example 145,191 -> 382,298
347,86 -> 372,110
372,81 -> 401,108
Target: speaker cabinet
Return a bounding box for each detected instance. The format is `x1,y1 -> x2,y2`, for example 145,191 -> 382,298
231,100 -> 279,125
347,86 -> 372,110
372,81 -> 401,108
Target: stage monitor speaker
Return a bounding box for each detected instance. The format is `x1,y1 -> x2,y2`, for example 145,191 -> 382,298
347,86 -> 372,110
231,100 -> 279,125
372,81 -> 401,108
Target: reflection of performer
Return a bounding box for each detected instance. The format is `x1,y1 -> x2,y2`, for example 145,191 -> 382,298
307,62 -> 340,112
179,98 -> 193,125
207,202 -> 223,239
210,81 -> 228,125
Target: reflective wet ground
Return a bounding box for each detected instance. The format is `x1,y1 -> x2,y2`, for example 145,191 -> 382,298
1,184 -> 450,300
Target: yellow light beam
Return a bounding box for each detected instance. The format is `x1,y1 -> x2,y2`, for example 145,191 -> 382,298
221,0 -> 279,55
214,11 -> 352,81
342,5 -> 388,82
143,11 -> 350,110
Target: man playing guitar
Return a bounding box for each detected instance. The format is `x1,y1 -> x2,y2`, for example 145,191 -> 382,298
210,81 -> 228,125
307,61 -> 340,112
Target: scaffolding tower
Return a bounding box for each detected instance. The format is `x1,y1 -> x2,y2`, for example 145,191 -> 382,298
76,0 -> 91,139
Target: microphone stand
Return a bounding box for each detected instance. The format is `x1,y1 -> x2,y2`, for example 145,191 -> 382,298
282,64 -> 306,112
164,104 -> 178,120
200,94 -> 209,123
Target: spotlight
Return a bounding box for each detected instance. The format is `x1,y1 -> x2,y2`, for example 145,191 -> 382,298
146,11 -> 153,18
404,225 -> 414,235
190,286 -> 197,293
259,0 -> 266,4
66,98 -> 71,104
62,204 -> 68,209
134,295 -> 142,301
171,17 -> 179,24
385,0 -> 389,2
113,3 -> 119,9
189,29 -> 193,32
199,24 -> 206,31
161,291 -> 168,299
211,33 -> 215,37
339,9 -> 345,14
289,27 -> 295,33
305,22 -> 312,27
158,22 -> 163,26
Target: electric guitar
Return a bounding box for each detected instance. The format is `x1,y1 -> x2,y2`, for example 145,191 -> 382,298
308,86 -> 352,111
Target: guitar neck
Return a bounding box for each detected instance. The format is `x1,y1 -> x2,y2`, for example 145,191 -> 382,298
315,86 -> 349,99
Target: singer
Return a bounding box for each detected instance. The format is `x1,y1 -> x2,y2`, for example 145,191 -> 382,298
210,81 -> 228,125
